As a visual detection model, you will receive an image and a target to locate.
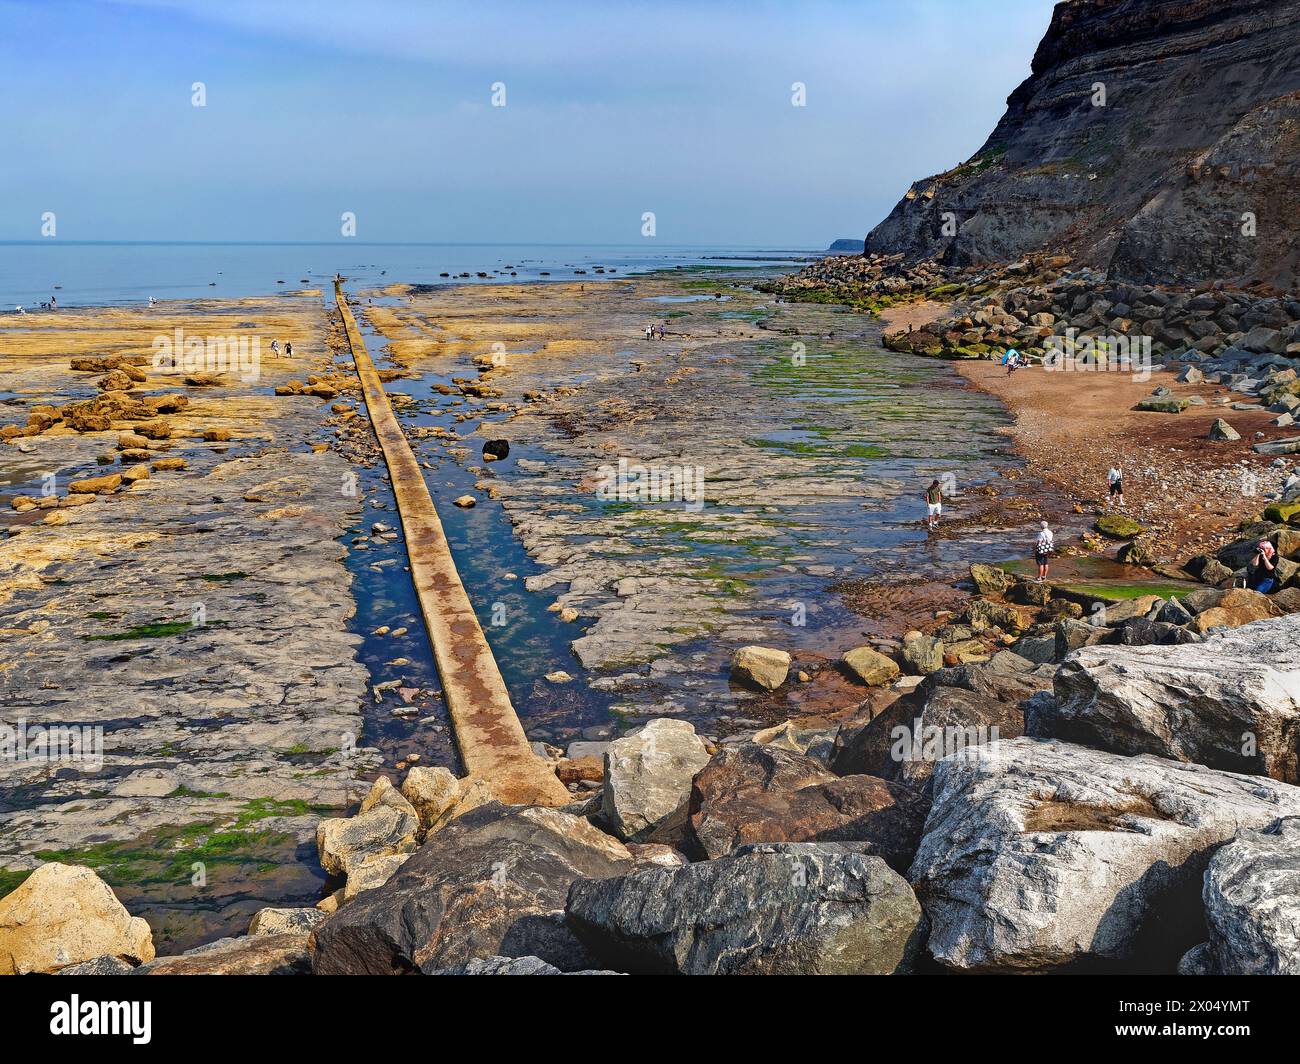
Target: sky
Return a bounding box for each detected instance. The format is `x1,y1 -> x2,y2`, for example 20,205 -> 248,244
0,0 -> 1055,246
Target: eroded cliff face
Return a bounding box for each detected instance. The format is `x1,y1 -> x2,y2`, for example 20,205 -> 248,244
865,0 -> 1300,287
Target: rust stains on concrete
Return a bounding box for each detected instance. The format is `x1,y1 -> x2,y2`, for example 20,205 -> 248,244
335,283 -> 569,806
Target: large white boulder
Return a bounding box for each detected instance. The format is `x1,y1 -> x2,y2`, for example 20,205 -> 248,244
909,737 -> 1300,972
1033,613 -> 1300,782
1185,816 -> 1300,974
601,719 -> 711,842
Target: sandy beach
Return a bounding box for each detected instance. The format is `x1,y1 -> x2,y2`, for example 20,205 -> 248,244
952,355 -> 1288,562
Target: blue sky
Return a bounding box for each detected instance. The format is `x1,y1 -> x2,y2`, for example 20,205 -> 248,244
0,0 -> 1054,245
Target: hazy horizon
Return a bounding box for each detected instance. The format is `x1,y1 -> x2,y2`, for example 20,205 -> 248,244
1,0 -> 1054,246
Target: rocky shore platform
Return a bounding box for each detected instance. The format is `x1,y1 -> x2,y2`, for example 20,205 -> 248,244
13,589 -> 1296,975
767,252 -> 1300,562
0,295 -> 382,949
4,267 -> 1299,974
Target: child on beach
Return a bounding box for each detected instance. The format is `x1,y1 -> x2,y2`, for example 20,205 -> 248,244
1034,520 -> 1055,581
924,479 -> 943,531
270,338 -> 280,355
1107,465 -> 1124,509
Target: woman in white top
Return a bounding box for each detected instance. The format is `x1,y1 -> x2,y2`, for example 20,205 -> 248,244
1107,466 -> 1124,509
1035,521 -> 1055,581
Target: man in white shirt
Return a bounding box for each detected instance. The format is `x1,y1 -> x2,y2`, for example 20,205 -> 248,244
1107,466 -> 1124,509
1035,521 -> 1055,581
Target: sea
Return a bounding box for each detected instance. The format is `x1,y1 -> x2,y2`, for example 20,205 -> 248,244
0,241 -> 818,309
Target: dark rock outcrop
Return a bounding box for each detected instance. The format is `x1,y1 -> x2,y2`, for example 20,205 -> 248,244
832,662 -> 1044,784
566,842 -> 926,975
686,743 -> 925,869
865,0 -> 1300,287
308,803 -> 632,974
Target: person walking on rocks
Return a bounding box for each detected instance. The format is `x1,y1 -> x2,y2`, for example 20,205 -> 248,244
1107,464 -> 1124,509
924,479 -> 943,531
1034,520 -> 1055,581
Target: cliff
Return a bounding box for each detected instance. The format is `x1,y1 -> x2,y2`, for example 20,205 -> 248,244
864,0 -> 1300,288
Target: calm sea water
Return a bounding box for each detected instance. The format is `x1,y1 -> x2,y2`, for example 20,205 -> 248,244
0,241 -> 816,309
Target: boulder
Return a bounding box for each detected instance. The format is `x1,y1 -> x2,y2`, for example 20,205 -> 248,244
1009,633 -> 1056,664
1055,618 -> 1111,657
342,852 -> 412,902
309,803 -> 632,974
963,598 -> 1026,633
134,419 -> 172,440
1135,397 -> 1190,413
900,632 -> 944,675
400,765 -> 464,834
1190,587 -> 1281,633
1006,580 -> 1052,607
598,720 -> 711,843
1113,617 -> 1198,646
556,756 -> 603,784
566,842 -> 925,975
248,907 -> 326,936
969,563 -> 1012,595
1094,514 -> 1145,539
1033,614 -> 1300,781
1275,587 -> 1300,613
1208,418 -> 1240,441
1255,437 -> 1300,457
67,473 -> 122,495
64,406 -> 112,432
1096,594 -> 1162,626
1198,558 -> 1236,587
315,780 -> 420,878
0,863 -> 154,974
428,955 -> 620,975
909,738 -> 1300,972
1155,596 -> 1194,626
686,743 -> 924,869
729,645 -> 791,691
135,934 -> 310,975
1190,816 -> 1300,974
833,665 -> 1038,786
841,645 -> 900,685
1265,500 -> 1300,523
